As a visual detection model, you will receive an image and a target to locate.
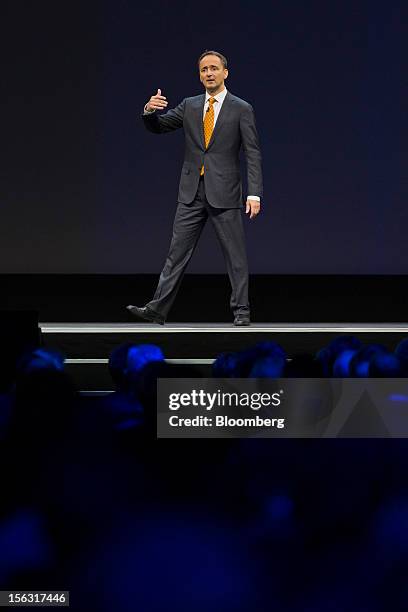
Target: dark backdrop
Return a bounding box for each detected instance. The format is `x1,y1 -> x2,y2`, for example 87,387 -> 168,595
2,0 -> 406,274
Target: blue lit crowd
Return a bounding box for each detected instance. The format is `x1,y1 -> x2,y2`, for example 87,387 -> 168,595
0,336 -> 407,611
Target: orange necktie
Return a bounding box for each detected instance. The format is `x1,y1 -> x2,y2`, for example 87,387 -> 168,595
200,97 -> 216,175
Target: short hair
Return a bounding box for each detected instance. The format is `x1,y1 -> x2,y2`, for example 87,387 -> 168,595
198,50 -> 228,69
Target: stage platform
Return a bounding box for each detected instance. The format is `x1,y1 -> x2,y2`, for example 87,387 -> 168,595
40,322 -> 408,392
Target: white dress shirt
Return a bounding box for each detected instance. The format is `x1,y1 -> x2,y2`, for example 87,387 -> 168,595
203,86 -> 228,123
144,87 -> 260,202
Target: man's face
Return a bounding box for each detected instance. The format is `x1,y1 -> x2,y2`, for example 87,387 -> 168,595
199,55 -> 228,94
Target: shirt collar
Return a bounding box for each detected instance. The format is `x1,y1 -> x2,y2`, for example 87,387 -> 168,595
205,87 -> 228,104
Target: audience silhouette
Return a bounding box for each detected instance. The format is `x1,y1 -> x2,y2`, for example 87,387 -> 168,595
0,336 -> 407,611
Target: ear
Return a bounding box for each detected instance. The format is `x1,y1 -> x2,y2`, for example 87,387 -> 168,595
224,69 -> 229,80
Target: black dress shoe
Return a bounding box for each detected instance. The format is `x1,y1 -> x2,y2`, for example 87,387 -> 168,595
233,314 -> 251,326
126,305 -> 165,325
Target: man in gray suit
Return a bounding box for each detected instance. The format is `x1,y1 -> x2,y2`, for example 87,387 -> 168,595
127,50 -> 263,326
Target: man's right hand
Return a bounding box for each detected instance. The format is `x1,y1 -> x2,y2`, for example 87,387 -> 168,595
145,89 -> 168,112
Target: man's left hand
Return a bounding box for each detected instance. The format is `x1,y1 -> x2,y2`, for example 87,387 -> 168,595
246,199 -> 261,219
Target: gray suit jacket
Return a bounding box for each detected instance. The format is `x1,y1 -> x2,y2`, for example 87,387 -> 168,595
142,91 -> 263,209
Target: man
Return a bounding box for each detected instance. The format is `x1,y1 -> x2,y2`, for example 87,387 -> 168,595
127,50 -> 263,326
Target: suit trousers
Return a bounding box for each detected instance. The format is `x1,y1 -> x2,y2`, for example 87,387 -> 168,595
147,176 -> 249,318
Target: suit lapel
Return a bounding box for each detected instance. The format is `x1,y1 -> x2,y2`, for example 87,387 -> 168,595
193,94 -> 206,150
206,91 -> 232,150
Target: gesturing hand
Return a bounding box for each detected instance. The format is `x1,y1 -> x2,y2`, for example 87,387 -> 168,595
145,88 -> 168,112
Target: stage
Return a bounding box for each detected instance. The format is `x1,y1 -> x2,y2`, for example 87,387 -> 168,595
40,322 -> 408,392
3,273 -> 408,391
